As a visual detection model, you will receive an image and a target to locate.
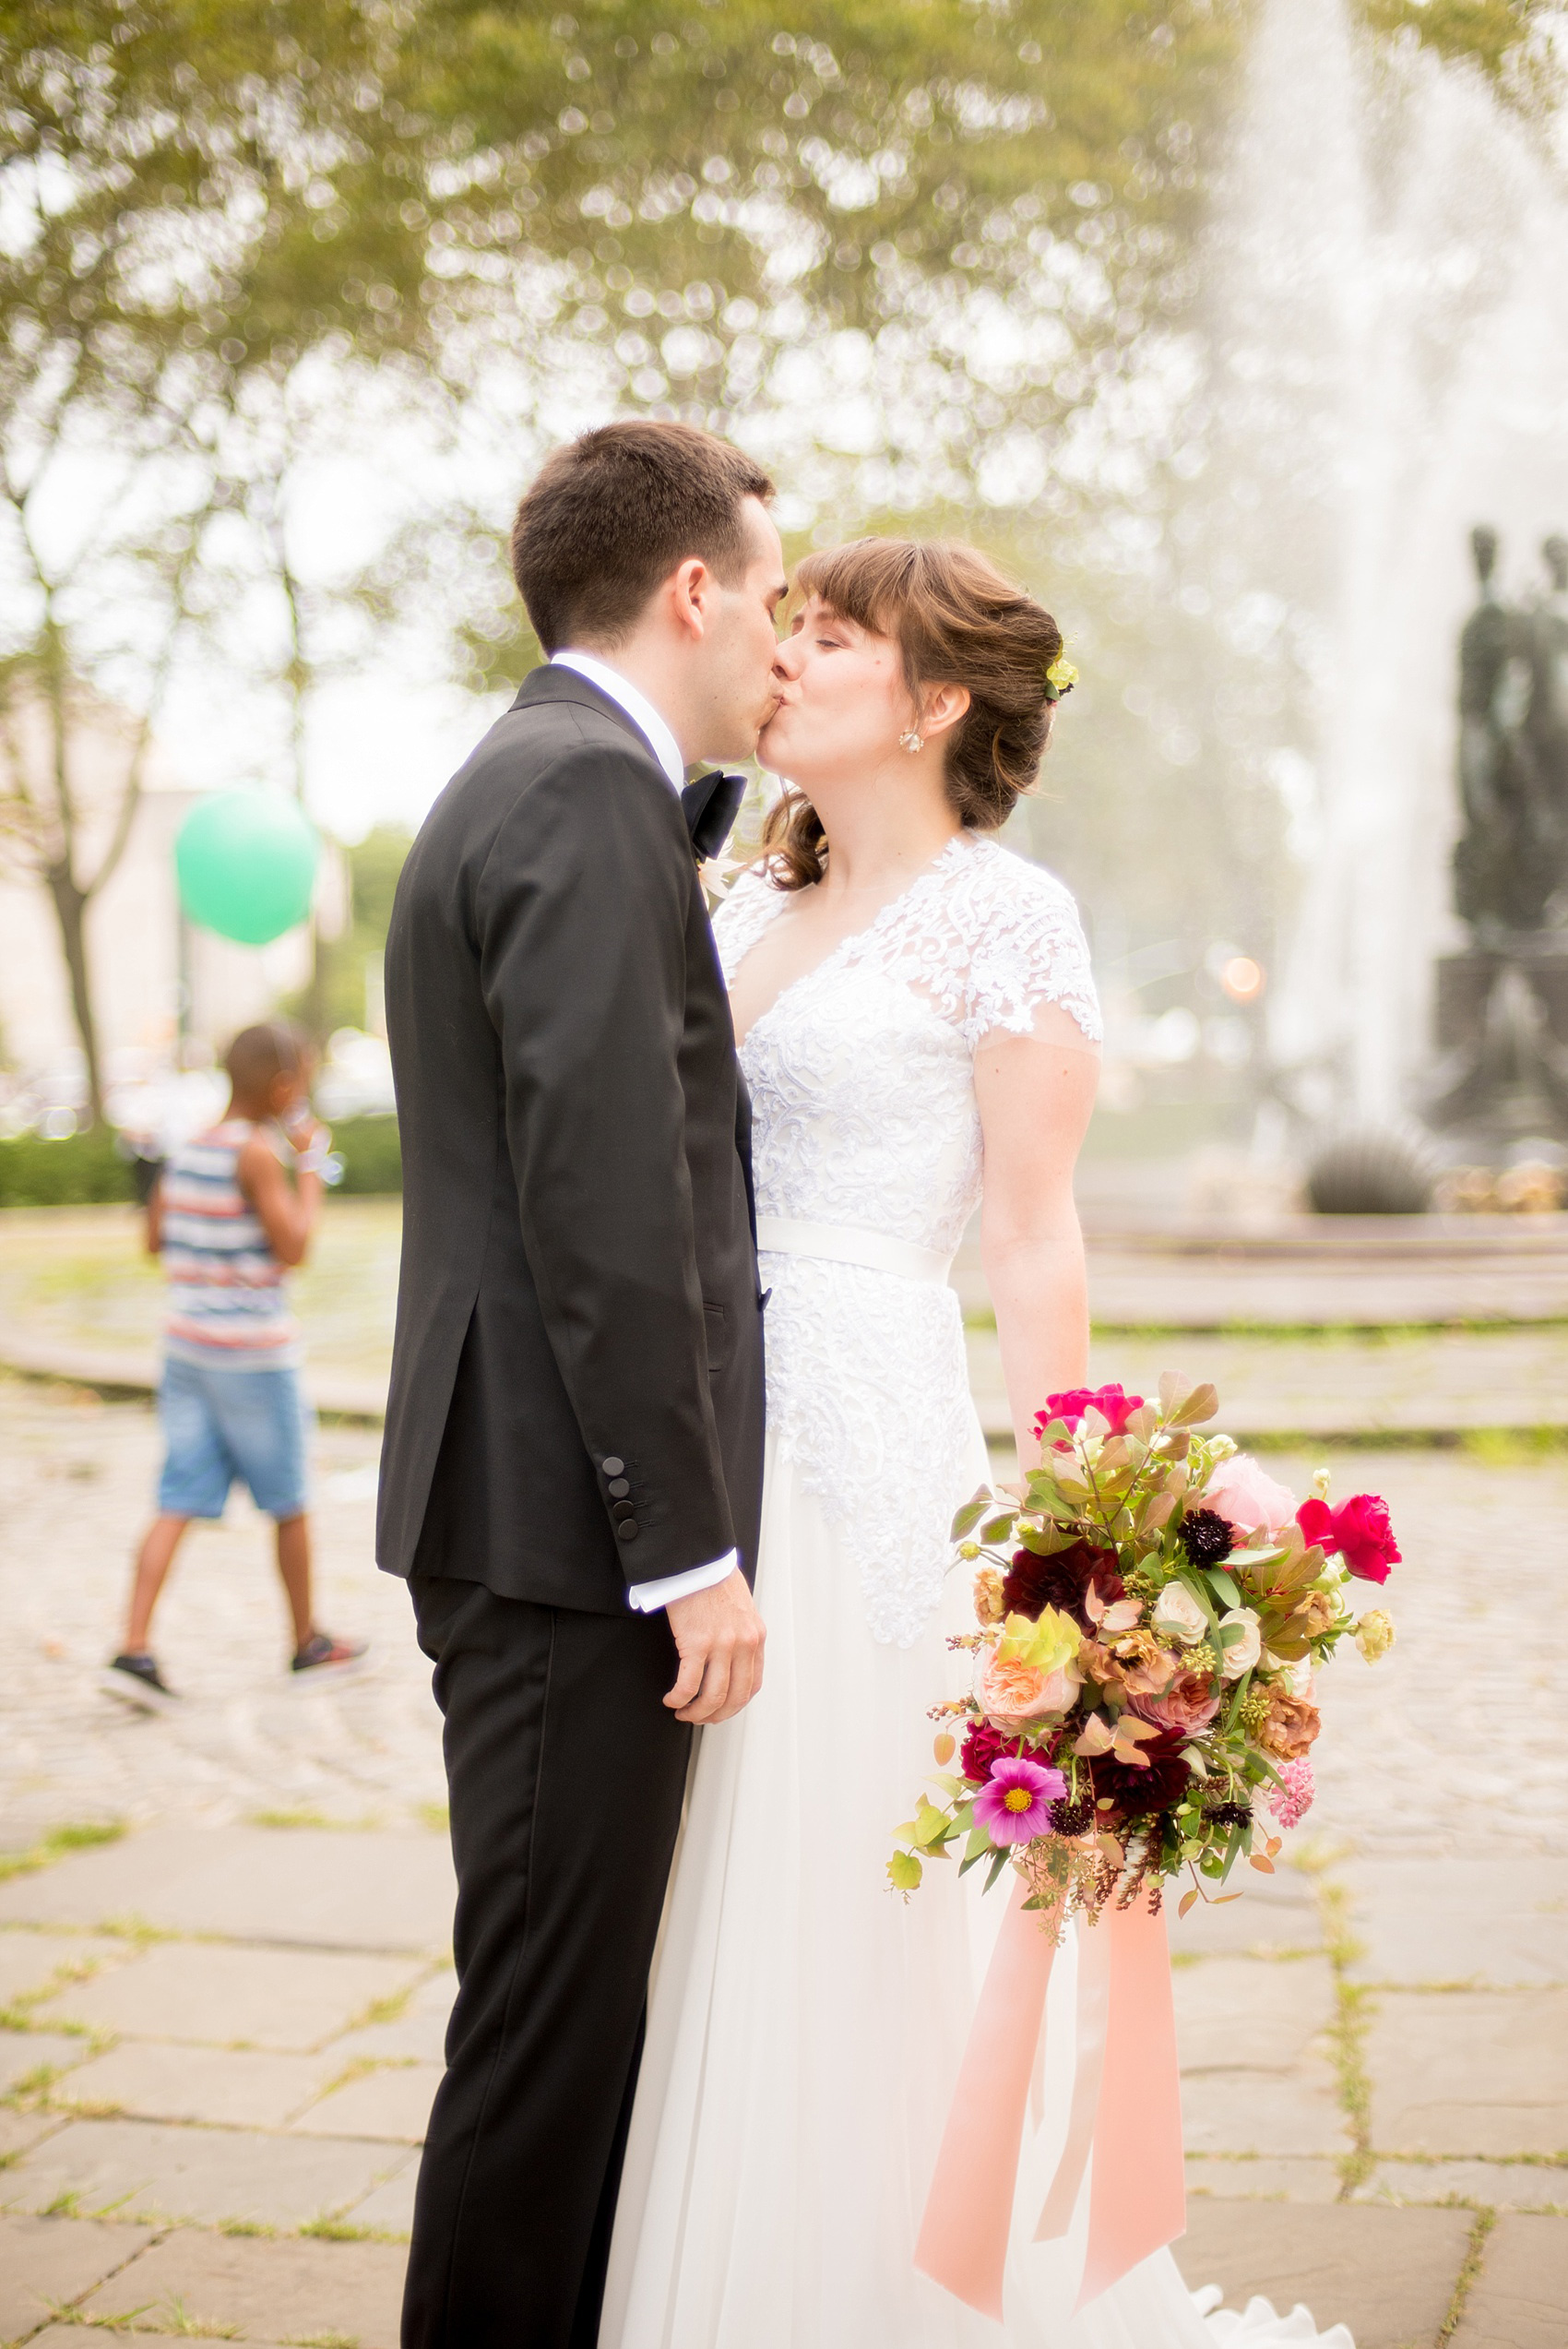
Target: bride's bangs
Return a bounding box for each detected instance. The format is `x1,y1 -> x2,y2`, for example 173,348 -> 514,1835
790,538 -> 917,645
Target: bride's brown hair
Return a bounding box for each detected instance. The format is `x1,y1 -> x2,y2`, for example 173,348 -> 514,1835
761,538 -> 1064,891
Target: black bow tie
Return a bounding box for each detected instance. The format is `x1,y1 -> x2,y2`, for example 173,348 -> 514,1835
681,769 -> 747,864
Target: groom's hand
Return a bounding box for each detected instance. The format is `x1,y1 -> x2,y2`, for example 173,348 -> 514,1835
664,1570 -> 766,1724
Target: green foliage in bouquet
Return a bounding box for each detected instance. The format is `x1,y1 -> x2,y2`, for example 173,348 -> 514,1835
890,1376 -> 1397,1925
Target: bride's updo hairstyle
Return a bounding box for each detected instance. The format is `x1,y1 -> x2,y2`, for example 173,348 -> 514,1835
763,537 -> 1063,891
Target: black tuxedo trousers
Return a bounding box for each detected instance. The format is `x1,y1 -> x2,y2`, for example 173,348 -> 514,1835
403,1579 -> 691,2348
382,667 -> 765,2347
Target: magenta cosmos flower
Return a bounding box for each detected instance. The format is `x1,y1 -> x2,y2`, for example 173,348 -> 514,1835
973,1755 -> 1067,1846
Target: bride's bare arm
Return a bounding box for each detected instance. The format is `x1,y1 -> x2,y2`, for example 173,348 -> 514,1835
974,1002 -> 1101,1473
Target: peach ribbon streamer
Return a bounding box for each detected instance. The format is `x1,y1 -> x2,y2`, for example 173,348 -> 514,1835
914,1882 -> 1185,2323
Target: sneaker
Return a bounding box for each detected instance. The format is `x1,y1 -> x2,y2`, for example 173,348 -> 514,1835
101,1652 -> 180,1714
291,1631 -> 369,1680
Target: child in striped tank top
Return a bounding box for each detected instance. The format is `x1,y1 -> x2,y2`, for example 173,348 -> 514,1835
103,1021 -> 366,1711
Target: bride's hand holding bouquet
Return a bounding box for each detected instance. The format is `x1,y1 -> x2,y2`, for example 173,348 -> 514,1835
892,1375 -> 1398,1920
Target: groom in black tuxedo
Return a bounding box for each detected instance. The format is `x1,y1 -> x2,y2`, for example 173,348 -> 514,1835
378,422 -> 786,2347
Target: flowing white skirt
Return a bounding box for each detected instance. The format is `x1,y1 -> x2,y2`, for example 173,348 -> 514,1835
600,1433 -> 1354,2349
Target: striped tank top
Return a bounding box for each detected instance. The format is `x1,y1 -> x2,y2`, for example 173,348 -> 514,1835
161,1120 -> 301,1368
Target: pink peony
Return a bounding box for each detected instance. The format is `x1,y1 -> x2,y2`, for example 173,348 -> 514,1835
1129,1672 -> 1223,1736
1204,1455 -> 1298,1545
974,1755 -> 1066,1846
1297,1493 -> 1399,1584
1034,1384 -> 1145,1439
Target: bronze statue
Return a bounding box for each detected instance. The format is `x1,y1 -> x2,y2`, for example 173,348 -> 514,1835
1452,526 -> 1561,937
1431,528 -> 1568,1140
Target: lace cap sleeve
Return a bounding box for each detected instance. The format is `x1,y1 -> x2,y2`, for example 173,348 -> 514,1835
959,844 -> 1101,1049
710,863 -> 786,988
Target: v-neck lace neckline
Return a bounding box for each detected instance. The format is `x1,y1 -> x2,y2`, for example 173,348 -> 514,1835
730,832 -> 973,1048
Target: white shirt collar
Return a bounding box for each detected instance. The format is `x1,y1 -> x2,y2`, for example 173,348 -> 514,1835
549,650 -> 685,793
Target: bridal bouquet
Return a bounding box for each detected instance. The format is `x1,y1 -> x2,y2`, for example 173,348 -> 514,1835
889,1377 -> 1398,1923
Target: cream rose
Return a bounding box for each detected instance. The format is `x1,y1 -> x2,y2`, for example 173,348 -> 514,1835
1151,1581 -> 1208,1648
1218,1605 -> 1262,1681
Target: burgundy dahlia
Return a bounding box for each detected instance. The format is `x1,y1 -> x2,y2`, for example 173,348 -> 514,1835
1002,1540 -> 1124,1630
1087,1729 -> 1190,1821
959,1722 -> 1025,1784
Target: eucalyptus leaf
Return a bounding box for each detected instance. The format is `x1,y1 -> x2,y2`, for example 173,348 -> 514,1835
1139,1491 -> 1178,1535
1168,1383 -> 1219,1427
950,1495 -> 991,1540
1017,1519 -> 1075,1556
1207,1567 -> 1242,1609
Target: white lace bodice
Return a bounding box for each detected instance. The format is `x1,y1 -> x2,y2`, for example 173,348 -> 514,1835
714,831 -> 1099,1645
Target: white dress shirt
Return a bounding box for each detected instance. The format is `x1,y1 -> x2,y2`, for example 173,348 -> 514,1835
549,650 -> 740,1616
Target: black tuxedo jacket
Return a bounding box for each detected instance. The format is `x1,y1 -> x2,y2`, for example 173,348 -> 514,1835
376,665 -> 766,1612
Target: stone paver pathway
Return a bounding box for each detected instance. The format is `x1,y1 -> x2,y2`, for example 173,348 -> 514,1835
3,1381 -> 1566,2342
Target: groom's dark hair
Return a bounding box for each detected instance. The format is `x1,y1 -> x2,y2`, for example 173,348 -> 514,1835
511,420 -> 774,653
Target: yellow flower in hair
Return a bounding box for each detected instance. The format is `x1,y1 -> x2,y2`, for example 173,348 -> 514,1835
1044,653 -> 1078,700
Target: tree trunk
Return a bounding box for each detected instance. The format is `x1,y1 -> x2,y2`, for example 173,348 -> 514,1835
44,864 -> 106,1127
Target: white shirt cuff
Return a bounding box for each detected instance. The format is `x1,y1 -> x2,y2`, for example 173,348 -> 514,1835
626,1549 -> 739,1613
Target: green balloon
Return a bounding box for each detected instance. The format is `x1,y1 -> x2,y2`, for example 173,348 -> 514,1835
176,790 -> 321,947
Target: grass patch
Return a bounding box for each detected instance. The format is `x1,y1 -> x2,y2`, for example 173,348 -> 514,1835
287,2335 -> 360,2348
218,2217 -> 278,2237
161,2305 -> 242,2340
1082,1317 -> 1568,1342
0,1820 -> 125,1885
93,1914 -> 172,1946
1460,1427 -> 1568,1465
39,2302 -> 145,2331
316,2055 -> 414,2098
3,2061 -> 65,2108
350,1984 -> 414,2031
1436,2207 -> 1498,2344
249,1807 -> 337,1831
298,2216 -> 400,2243
414,1801 -> 448,1834
1306,1869 -> 1377,2199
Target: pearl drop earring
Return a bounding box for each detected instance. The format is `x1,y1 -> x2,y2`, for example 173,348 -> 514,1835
899,728 -> 923,754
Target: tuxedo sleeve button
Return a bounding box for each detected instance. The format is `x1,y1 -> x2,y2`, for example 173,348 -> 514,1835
612,1500 -> 636,1523
608,1477 -> 630,1498
616,1520 -> 639,1543
601,1456 -> 625,1478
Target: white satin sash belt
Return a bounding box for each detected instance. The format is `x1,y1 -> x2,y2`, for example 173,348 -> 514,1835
754,1214 -> 954,1285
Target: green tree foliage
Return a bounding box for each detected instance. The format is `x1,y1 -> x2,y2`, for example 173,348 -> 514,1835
0,2 -> 436,1111
304,825 -> 413,1036
1360,0 -> 1559,91
403,2 -> 1241,411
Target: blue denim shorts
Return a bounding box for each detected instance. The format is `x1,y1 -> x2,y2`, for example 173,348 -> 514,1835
157,1353 -> 313,1521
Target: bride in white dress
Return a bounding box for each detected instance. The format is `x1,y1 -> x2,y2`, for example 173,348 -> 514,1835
600,539 -> 1350,2349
